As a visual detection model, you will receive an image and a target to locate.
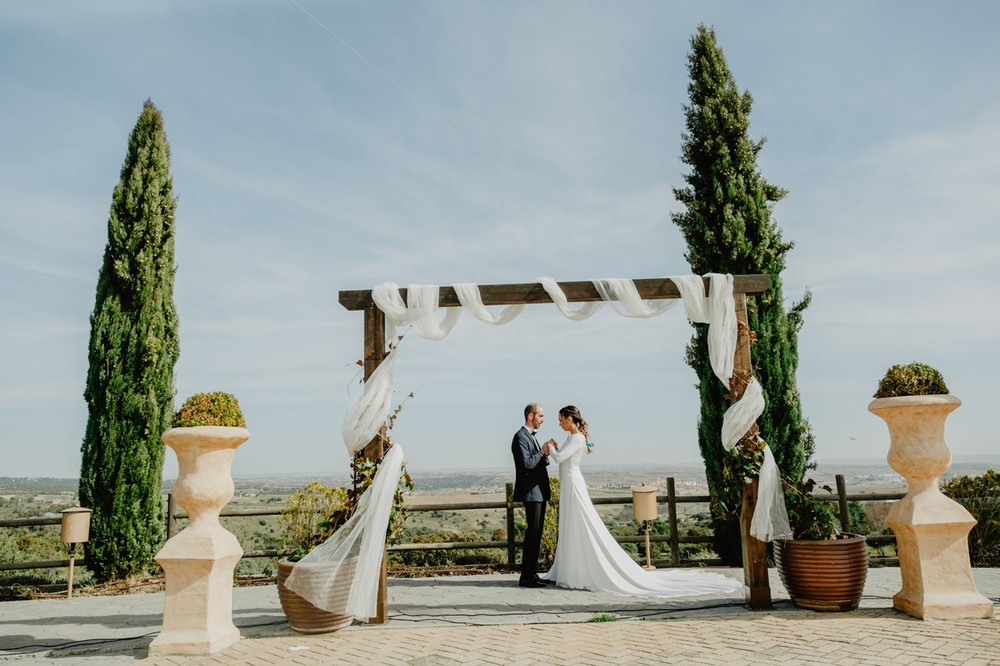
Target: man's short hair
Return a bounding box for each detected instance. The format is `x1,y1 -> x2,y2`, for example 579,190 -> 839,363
524,403 -> 541,420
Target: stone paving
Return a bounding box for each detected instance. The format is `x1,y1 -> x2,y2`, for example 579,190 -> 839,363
1,568 -> 998,665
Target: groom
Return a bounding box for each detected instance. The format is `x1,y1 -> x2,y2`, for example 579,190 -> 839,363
511,403 -> 551,588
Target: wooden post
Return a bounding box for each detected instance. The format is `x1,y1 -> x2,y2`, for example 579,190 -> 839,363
733,292 -> 772,610
66,546 -> 76,598
836,474 -> 851,533
505,483 -> 516,567
666,477 -> 680,566
362,304 -> 389,625
166,492 -> 176,541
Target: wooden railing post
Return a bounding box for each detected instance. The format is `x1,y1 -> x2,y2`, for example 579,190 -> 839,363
505,482 -> 515,567
166,492 -> 176,540
836,474 -> 851,533
666,477 -> 680,566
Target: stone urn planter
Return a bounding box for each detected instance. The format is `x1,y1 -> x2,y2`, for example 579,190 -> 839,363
150,392 -> 249,655
151,425 -> 248,654
869,393 -> 994,619
775,534 -> 869,611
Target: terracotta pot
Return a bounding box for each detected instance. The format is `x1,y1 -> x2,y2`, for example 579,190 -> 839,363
276,560 -> 354,634
775,533 -> 868,611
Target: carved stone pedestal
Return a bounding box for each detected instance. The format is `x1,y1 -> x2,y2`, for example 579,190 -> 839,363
868,395 -> 993,620
150,426 -> 249,655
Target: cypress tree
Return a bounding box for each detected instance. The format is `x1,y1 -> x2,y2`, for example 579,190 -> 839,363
79,100 -> 179,581
672,26 -> 812,564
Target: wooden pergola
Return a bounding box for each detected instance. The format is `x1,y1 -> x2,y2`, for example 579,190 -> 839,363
339,274 -> 774,622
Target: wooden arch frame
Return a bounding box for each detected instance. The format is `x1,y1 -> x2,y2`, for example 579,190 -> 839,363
339,274 -> 774,622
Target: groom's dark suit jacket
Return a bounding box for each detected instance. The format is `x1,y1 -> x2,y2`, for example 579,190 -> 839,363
512,426 -> 550,502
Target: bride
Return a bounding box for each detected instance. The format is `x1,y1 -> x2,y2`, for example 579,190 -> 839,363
538,405 -> 742,597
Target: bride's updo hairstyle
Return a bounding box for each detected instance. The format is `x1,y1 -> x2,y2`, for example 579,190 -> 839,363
559,405 -> 591,453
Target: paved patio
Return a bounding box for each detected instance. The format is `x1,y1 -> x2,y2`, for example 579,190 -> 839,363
1,568 -> 997,665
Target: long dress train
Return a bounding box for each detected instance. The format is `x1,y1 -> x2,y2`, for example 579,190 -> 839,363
539,433 -> 742,597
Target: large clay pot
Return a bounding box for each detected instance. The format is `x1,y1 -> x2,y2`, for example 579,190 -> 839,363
774,534 -> 869,611
276,560 -> 354,633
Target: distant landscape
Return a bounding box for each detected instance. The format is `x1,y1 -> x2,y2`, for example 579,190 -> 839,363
2,455 -> 996,594
4,454 -> 1000,506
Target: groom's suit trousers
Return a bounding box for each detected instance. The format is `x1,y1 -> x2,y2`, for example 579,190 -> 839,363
521,500 -> 546,581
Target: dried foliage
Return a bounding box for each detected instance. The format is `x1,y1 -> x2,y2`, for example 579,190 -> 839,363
280,482 -> 350,561
173,392 -> 246,428
873,362 -> 949,398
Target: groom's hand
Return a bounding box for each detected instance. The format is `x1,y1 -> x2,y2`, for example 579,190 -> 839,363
541,442 -> 550,456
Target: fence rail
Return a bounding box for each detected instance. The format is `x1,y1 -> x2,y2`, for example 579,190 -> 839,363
0,475 -> 905,574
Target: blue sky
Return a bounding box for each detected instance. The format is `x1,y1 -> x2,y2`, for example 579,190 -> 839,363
2,1 -> 999,479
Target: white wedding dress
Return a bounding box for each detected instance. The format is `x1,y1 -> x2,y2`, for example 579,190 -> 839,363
539,433 -> 742,597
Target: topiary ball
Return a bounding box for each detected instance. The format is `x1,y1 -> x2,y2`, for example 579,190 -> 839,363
173,391 -> 246,427
873,362 -> 949,399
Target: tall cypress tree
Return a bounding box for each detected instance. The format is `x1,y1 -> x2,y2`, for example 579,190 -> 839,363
79,100 -> 179,581
672,26 -> 812,564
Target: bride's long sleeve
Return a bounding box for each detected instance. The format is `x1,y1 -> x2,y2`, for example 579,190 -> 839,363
548,433 -> 584,463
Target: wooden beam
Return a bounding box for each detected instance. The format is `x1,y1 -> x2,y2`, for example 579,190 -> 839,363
732,292 -> 772,610
339,275 -> 772,311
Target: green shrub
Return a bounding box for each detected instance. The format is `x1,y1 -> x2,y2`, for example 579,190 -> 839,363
280,448 -> 413,561
942,470 -> 1000,567
280,482 -> 350,561
173,392 -> 246,427
540,478 -> 560,566
874,363 -> 949,399
680,524 -> 715,560
783,478 -> 838,540
351,454 -> 414,546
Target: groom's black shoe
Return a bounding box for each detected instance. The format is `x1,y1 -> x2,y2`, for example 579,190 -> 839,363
519,577 -> 546,588
533,575 -> 551,585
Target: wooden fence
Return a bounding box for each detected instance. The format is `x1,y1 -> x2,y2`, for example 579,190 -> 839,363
0,475 -> 905,574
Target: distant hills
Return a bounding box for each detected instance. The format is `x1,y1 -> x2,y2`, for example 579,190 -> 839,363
3,455 -> 996,496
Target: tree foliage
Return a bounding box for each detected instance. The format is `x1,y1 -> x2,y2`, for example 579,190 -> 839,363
942,470 -> 1000,567
672,26 -> 812,564
78,100 -> 180,581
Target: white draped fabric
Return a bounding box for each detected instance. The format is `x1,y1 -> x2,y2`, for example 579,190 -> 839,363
294,274 -> 790,620
453,283 -> 525,324
341,349 -> 397,456
671,275 -> 736,386
372,282 -> 462,342
670,276 -> 789,540
594,278 -> 677,318
285,444 -> 405,621
538,276 -> 603,320
751,445 -> 791,542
